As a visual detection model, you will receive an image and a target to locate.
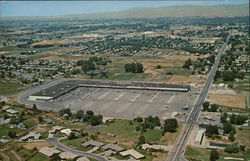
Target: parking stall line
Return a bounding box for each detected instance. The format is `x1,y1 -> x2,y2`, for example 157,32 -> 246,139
130,92 -> 143,102
114,91 -> 127,101
148,92 -> 160,103
97,91 -> 110,100
82,89 -> 98,99
167,94 -> 176,104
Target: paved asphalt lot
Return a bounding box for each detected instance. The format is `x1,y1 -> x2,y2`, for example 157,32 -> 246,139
18,79 -> 199,120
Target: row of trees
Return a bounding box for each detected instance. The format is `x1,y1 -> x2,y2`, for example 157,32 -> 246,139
59,109 -> 103,126
133,116 -> 178,145
202,102 -> 219,112
221,113 -> 248,125
124,62 -> 144,73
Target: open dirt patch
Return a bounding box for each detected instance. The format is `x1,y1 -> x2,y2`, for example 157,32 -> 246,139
21,142 -> 52,150
32,126 -> 49,133
167,75 -> 203,85
207,94 -> 246,109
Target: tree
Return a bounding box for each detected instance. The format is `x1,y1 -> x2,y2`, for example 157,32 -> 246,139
89,115 -> 103,126
86,110 -> 94,116
124,63 -> 144,73
156,65 -> 161,69
67,132 -> 76,140
32,104 -> 37,111
75,110 -> 84,119
221,113 -> 228,124
209,104 -> 218,112
228,131 -> 235,142
203,101 -> 210,111
210,150 -> 219,161
59,108 -> 72,117
223,123 -> 234,134
239,145 -> 246,151
206,125 -> 219,138
214,71 -> 221,81
224,143 -> 239,153
134,117 -> 143,123
138,135 -> 145,145
164,119 -> 178,133
222,71 -> 235,81
38,116 -> 43,123
183,58 -> 192,69
144,116 -> 161,129
8,131 -> 16,138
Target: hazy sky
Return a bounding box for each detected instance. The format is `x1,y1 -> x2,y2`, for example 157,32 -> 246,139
0,1 -> 248,17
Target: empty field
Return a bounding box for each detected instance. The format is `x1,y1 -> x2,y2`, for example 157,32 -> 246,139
207,94 -> 246,109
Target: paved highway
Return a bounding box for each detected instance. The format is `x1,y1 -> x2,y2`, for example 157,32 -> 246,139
167,32 -> 231,161
46,138 -> 108,161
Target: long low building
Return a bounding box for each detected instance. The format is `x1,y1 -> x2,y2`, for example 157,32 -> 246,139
28,79 -> 191,101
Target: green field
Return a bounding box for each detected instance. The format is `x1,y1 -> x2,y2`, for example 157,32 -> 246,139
0,80 -> 26,96
164,67 -> 192,76
144,129 -> 162,143
28,153 -> 49,161
61,137 -> 90,151
85,119 -> 163,145
0,124 -> 25,138
215,76 -> 250,93
185,146 -> 250,161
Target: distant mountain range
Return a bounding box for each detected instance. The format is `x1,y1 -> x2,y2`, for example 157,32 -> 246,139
2,4 -> 249,20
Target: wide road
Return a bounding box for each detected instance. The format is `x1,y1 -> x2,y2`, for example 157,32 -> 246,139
46,138 -> 108,161
167,32 -> 231,161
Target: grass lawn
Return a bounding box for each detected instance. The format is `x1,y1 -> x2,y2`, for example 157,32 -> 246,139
215,76 -> 250,93
23,118 -> 38,128
98,120 -> 141,142
144,129 -> 163,143
164,67 -> 192,76
28,153 -> 49,161
0,80 -> 26,96
0,124 -> 25,138
61,137 -> 89,151
185,146 -> 250,161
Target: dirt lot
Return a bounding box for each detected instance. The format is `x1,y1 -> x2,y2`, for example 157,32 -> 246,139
21,142 -> 52,150
236,129 -> 250,147
167,75 -> 203,85
207,94 -> 246,109
31,40 -> 67,46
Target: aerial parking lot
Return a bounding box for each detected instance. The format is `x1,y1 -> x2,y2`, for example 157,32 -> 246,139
19,79 -> 200,120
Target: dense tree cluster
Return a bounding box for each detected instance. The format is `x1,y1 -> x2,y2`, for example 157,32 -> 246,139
163,119 -> 178,133
202,102 -> 219,112
205,125 -> 219,138
210,150 -> 219,161
74,110 -> 103,126
76,56 -> 111,74
224,143 -> 239,153
221,113 -> 248,125
124,62 -> 144,73
134,116 -> 161,132
183,55 -> 215,73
